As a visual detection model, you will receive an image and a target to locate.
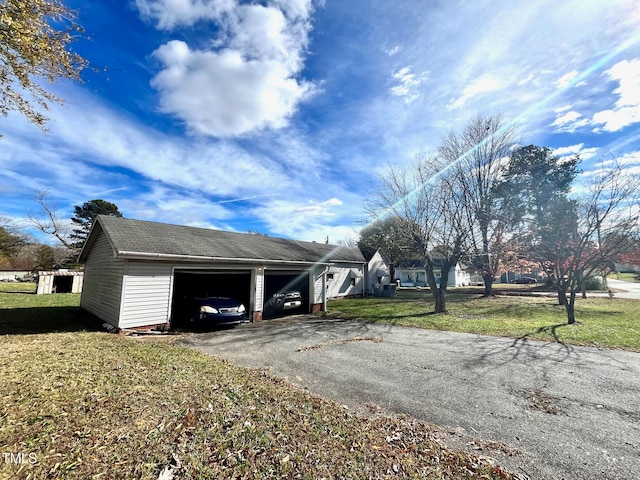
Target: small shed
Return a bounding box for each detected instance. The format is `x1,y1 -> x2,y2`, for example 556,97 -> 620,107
37,270 -> 84,294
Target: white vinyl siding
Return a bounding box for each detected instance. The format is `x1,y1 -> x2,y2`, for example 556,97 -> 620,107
367,251 -> 391,290
254,269 -> 264,312
120,262 -> 173,329
395,265 -> 470,287
80,230 -> 125,327
313,267 -> 325,304
326,263 -> 365,299
72,276 -> 84,293
36,275 -> 53,295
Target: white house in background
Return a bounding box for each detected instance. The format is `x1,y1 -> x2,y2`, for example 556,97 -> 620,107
394,259 -> 471,287
366,251 -> 471,289
367,249 -> 393,289
0,270 -> 29,282
614,262 -> 640,273
366,249 -> 399,297
325,261 -> 367,299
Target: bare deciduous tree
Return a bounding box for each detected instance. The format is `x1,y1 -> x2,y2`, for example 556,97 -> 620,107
0,214 -> 31,266
29,190 -> 74,250
368,154 -> 466,313
335,236 -> 358,248
541,161 -> 640,324
439,114 -> 518,296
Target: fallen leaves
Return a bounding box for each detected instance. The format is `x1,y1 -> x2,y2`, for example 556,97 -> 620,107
297,336 -> 383,352
1,332 -> 515,479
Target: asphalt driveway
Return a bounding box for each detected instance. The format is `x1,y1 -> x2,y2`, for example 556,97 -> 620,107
608,278 -> 640,299
180,316 -> 640,480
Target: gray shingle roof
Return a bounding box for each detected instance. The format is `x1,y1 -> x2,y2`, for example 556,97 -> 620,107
80,215 -> 365,265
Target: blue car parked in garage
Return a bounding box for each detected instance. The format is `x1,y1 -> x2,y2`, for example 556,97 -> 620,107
189,296 -> 248,328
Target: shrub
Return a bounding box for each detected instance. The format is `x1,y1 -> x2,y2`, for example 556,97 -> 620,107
583,276 -> 604,291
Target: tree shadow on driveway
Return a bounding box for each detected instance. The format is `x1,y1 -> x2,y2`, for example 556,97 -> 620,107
465,323 -> 579,370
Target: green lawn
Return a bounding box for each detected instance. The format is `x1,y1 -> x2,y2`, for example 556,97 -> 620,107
0,281 -> 37,294
328,291 -> 640,351
0,282 -> 92,335
609,272 -> 640,282
0,288 -> 514,479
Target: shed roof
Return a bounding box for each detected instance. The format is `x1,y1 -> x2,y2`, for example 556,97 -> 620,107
79,215 -> 365,265
37,270 -> 84,276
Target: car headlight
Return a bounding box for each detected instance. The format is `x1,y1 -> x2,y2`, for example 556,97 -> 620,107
238,304 -> 246,313
200,305 -> 219,314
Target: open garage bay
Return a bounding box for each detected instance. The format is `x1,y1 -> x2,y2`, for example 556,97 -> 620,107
263,270 -> 310,319
171,270 -> 251,328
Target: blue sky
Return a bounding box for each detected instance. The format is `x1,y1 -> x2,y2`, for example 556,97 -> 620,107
2,0 -> 640,244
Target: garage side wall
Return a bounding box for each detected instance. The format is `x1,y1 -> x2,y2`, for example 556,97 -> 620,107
312,267 -> 326,312
80,232 -> 125,327
120,261 -> 173,329
326,263 -> 365,299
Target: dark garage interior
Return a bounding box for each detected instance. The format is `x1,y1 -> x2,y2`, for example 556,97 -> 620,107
171,270 -> 251,328
52,275 -> 73,293
263,270 -> 309,319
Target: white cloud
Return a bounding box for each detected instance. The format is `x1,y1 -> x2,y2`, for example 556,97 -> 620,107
517,74 -> 534,86
152,41 -> 315,137
609,58 -> 640,107
552,110 -> 582,125
618,150 -> 640,165
447,75 -> 505,110
550,110 -> 590,132
592,106 -> 640,132
553,144 -> 584,156
0,83 -> 365,243
591,58 -> 640,132
1,87 -> 296,202
251,197 -> 346,240
139,1 -> 317,137
385,46 -> 401,56
555,70 -> 579,89
134,0 -> 236,29
555,104 -> 572,113
552,143 -> 598,160
390,67 -> 428,104
596,150 -> 640,169
270,0 -> 315,21
117,184 -> 237,227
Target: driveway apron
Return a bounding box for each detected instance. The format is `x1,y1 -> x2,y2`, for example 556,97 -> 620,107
180,316 -> 640,480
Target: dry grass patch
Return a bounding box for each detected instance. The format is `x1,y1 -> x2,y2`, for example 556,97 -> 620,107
0,332 -> 515,479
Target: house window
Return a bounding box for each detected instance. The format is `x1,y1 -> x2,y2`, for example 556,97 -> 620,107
327,273 -> 334,280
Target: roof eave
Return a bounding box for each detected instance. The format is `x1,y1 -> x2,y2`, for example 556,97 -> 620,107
116,250 -> 333,267
78,216 -> 118,263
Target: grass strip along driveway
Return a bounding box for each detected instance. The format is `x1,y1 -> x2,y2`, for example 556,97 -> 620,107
1,286 -> 514,479
328,290 -> 640,351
